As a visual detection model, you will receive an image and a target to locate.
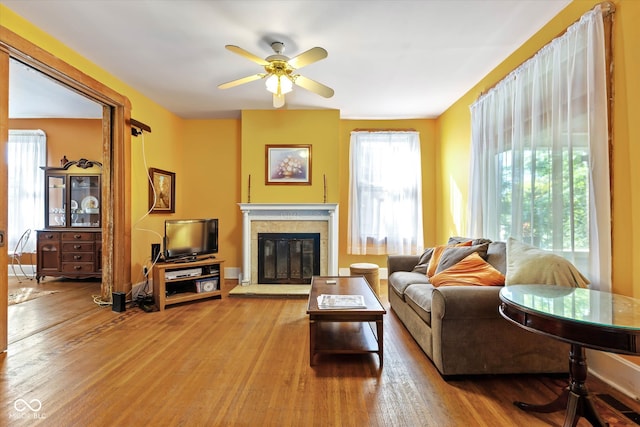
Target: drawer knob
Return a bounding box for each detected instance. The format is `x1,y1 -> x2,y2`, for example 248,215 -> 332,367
74,245 -> 82,250
74,266 -> 82,270
74,234 -> 82,239
74,255 -> 82,260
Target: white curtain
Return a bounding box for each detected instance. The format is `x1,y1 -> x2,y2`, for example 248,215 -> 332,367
348,131 -> 424,255
469,6 -> 610,290
8,130 -> 46,253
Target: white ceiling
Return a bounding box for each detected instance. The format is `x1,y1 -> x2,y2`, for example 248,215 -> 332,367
9,58 -> 104,119
3,0 -> 572,120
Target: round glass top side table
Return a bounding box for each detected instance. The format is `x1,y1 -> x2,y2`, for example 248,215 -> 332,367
499,284 -> 640,427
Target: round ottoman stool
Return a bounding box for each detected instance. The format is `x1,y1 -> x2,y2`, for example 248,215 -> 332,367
349,263 -> 380,295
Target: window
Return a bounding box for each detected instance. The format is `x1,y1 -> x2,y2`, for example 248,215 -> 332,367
469,6 -> 610,289
348,131 -> 423,255
8,130 -> 46,252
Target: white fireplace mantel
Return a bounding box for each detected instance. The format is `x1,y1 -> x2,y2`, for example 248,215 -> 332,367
238,203 -> 339,285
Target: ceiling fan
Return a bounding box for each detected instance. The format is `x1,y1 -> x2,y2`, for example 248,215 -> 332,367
218,41 -> 334,108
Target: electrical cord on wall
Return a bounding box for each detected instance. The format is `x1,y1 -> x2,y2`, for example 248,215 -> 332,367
131,130 -> 163,310
91,129 -> 163,308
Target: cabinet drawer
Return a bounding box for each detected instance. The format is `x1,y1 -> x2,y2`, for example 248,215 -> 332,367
38,232 -> 60,241
62,263 -> 95,273
62,242 -> 94,252
62,232 -> 95,241
62,252 -> 95,262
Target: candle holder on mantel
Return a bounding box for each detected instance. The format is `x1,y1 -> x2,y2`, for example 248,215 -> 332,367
247,174 -> 251,203
323,174 -> 327,203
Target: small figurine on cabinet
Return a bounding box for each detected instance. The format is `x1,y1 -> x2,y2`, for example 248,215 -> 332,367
60,155 -> 69,166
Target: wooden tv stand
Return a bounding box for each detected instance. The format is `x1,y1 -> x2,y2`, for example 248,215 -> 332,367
152,257 -> 224,311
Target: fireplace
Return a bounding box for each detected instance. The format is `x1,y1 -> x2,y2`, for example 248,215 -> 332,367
258,233 -> 320,284
238,203 -> 339,285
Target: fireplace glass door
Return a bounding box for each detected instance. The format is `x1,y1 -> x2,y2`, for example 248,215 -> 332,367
258,233 -> 320,284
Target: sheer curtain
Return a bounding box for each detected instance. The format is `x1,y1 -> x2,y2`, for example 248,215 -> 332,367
8,130 -> 46,253
348,131 -> 423,255
469,6 -> 610,290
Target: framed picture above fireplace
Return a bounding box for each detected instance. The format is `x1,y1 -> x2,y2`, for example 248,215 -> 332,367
265,145 -> 311,185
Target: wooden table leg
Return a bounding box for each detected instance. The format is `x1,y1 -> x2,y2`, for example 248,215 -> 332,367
376,318 -> 383,368
515,388 -> 568,414
309,318 -> 316,366
514,344 -> 606,427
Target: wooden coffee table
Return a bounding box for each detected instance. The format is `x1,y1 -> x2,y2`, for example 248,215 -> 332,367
307,276 -> 386,367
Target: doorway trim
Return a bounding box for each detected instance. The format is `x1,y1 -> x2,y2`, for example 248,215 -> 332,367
0,26 -> 132,350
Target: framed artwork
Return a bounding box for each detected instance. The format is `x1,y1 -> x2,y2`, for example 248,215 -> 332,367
149,168 -> 175,213
265,144 -> 312,185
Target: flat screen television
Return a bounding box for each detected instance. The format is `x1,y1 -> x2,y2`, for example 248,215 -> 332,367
164,218 -> 218,261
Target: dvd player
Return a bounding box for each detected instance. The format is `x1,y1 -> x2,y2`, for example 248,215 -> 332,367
165,267 -> 202,280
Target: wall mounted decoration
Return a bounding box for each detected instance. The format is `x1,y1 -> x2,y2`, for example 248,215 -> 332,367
149,168 -> 175,213
265,145 -> 312,185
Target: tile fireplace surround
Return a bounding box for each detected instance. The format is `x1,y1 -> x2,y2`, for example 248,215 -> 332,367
238,203 -> 339,285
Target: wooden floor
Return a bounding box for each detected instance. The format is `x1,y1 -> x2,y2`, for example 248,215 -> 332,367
2,277 -> 639,426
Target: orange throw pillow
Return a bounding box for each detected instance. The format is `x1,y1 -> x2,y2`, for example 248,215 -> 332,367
426,240 -> 472,278
430,252 -> 505,287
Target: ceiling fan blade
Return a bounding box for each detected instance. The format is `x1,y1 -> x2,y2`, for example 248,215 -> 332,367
287,47 -> 328,69
218,73 -> 264,89
293,75 -> 334,98
225,45 -> 269,66
273,93 -> 285,108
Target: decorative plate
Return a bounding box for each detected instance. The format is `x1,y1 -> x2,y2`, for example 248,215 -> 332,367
70,200 -> 78,210
81,196 -> 99,210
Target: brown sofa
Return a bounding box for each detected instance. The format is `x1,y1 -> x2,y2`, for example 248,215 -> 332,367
387,238 -> 569,377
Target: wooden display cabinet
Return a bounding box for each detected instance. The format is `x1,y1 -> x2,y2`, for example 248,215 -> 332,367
152,258 -> 224,311
36,159 -> 103,282
43,159 -> 102,229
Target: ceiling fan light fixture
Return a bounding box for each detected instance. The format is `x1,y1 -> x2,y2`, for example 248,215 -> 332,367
273,93 -> 285,108
265,74 -> 293,95
280,76 -> 293,93
220,42 -> 333,106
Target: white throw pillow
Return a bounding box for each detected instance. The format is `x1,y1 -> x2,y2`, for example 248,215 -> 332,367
505,237 -> 589,288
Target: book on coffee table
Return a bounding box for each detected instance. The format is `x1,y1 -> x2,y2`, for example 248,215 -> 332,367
317,294 -> 367,309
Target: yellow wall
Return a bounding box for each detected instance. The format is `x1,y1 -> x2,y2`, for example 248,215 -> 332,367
437,0 -> 640,365
240,109 -> 340,203
176,111 -> 438,275
438,0 -> 639,298
2,6 -> 185,282
338,119 -> 438,269
9,118 -> 102,166
124,97 -> 184,283
5,0 -> 640,315
7,118 -> 102,264
181,119 -> 242,272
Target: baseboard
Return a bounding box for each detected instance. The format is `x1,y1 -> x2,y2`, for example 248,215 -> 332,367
9,264 -> 36,277
224,266 -> 240,280
587,349 -> 640,400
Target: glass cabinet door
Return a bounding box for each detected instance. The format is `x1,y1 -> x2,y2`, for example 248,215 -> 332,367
46,175 -> 66,227
69,175 -> 101,227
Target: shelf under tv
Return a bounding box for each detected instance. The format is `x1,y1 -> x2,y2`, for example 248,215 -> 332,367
152,257 -> 224,311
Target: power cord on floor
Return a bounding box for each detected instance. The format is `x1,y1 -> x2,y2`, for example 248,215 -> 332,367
92,294 -> 112,307
134,271 -> 158,312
